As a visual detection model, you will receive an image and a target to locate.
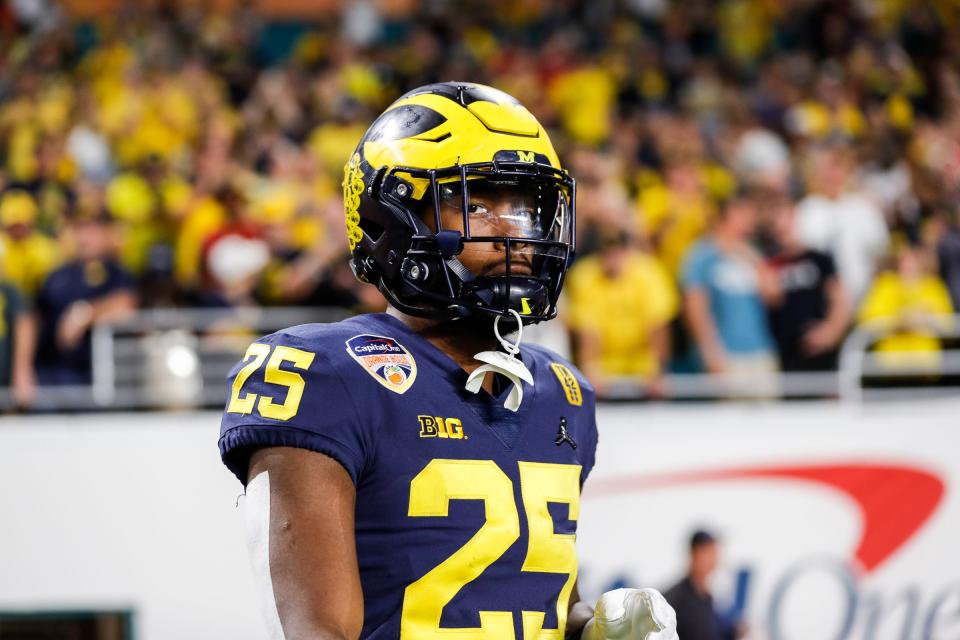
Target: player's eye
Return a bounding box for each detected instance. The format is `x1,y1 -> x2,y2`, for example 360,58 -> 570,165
467,202 -> 491,217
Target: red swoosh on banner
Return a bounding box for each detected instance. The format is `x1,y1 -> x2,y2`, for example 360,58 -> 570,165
586,464 -> 945,573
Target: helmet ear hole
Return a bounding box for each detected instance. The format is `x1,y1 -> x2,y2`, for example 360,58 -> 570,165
350,255 -> 373,283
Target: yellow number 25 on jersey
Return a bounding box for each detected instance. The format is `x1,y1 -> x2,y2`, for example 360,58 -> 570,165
401,459 -> 581,640
226,343 -> 315,421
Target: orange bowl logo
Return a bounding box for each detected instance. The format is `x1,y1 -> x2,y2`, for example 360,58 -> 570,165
345,334 -> 417,394
384,364 -> 407,386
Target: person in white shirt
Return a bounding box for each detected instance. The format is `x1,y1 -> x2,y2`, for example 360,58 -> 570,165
794,145 -> 889,303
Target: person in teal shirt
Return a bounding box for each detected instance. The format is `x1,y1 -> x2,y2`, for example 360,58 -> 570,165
682,195 -> 780,396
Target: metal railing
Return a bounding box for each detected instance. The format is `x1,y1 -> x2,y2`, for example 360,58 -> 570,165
89,306 -> 352,410
1,307 -> 350,412
600,370 -> 840,401
838,314 -> 960,403
2,309 -> 959,411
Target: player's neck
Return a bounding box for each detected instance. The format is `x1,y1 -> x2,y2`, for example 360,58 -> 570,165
387,306 -> 501,388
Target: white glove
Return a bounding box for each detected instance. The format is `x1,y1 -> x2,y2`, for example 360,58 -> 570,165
581,588 -> 678,640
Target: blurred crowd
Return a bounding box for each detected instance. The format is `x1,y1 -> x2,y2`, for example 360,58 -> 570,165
2,0 -> 960,407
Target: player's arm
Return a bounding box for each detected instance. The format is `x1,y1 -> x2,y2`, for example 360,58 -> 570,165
246,447 -> 364,640
567,393 -> 676,640
566,581 -> 594,640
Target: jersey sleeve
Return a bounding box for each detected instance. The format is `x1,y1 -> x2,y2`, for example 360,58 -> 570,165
218,329 -> 373,486
556,354 -> 599,486
533,345 -> 599,487
578,383 -> 599,487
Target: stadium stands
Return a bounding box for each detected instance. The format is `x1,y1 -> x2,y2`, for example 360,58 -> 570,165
1,0 -> 959,409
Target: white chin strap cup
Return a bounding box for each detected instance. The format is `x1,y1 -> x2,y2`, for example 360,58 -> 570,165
464,310 -> 534,412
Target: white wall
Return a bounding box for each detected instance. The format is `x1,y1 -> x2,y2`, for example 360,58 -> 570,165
0,412 -> 261,640
0,401 -> 957,640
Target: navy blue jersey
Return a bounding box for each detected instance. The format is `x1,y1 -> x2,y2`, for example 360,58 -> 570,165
219,312 -> 598,639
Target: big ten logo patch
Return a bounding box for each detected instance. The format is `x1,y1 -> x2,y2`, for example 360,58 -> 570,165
418,415 -> 466,440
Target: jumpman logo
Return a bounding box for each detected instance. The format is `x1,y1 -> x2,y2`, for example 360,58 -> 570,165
554,417 -> 577,449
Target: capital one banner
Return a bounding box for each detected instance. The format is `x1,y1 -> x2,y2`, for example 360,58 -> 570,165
578,400 -> 960,640
0,402 -> 956,640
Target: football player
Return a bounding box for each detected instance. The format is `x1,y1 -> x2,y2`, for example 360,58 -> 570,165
219,82 -> 677,640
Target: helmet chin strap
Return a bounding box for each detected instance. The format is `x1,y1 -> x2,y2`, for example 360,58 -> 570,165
464,309 -> 534,412
445,257 -> 471,281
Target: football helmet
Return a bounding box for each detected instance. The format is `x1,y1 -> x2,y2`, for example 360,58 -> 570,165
343,82 -> 576,323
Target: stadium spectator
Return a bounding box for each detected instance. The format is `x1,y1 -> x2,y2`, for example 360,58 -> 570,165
5,0 -> 63,34
937,207 -> 960,311
567,146 -> 635,250
664,529 -> 741,640
251,152 -> 342,306
0,256 -> 37,409
764,193 -> 853,371
565,230 -> 677,397
682,194 -> 779,396
34,210 -> 136,385
732,128 -> 791,193
857,245 -> 954,370
0,0 -> 958,407
794,145 -> 890,303
636,155 -> 720,281
0,190 -> 58,297
194,186 -> 268,308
